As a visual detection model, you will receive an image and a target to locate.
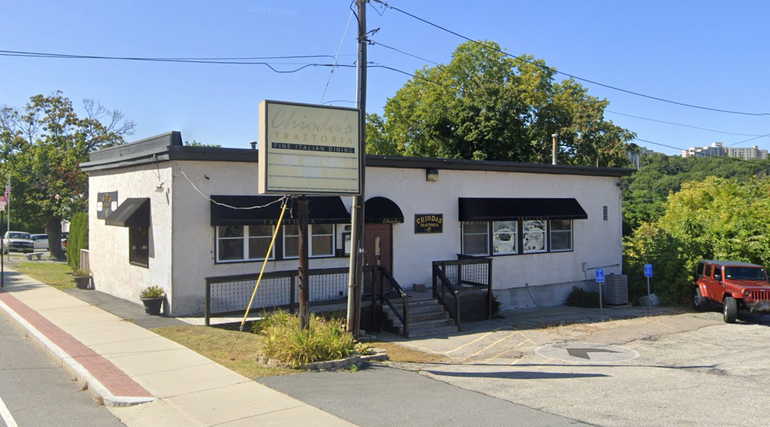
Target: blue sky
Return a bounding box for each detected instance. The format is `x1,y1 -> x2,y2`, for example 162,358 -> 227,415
2,0 -> 768,156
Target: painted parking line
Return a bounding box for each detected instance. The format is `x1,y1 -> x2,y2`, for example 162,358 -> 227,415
464,331 -> 526,361
0,395 -> 19,427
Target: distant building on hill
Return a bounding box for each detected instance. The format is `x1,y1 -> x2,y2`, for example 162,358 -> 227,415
682,142 -> 767,160
628,146 -> 657,169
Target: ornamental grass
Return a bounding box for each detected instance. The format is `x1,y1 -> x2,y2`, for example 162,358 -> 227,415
252,310 -> 355,368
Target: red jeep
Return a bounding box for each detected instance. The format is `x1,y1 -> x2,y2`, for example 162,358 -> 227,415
694,260 -> 770,323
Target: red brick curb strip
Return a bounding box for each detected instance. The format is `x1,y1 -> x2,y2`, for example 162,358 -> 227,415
0,288 -> 155,407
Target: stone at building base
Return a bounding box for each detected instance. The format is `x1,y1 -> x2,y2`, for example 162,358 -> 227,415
496,279 -> 597,310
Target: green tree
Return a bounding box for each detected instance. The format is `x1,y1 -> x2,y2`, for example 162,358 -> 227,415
624,176 -> 770,306
368,40 -> 636,166
0,92 -> 135,259
622,154 -> 770,234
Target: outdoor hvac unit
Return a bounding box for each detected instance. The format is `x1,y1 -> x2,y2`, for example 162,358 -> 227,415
604,274 -> 629,305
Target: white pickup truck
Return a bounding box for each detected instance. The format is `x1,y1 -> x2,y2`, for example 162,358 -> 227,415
3,231 -> 34,254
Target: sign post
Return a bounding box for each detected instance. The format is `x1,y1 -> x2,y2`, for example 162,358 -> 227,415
595,268 -> 605,310
644,263 -> 653,302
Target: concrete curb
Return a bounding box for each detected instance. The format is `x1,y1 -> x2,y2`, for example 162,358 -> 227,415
0,296 -> 155,407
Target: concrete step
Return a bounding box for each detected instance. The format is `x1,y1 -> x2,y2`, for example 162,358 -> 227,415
408,325 -> 460,338
386,311 -> 449,327
410,318 -> 457,329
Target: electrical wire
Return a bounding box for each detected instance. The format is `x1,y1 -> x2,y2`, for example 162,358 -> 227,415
0,49 -> 356,73
606,110 -> 765,137
176,166 -> 289,210
371,0 -> 770,117
367,39 -> 766,140
321,9 -> 355,104
370,41 -> 440,65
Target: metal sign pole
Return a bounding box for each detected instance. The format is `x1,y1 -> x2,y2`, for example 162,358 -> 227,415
596,268 -> 605,311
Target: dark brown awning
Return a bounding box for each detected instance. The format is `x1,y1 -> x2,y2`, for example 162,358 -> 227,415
106,198 -> 150,227
458,198 -> 588,221
365,197 -> 404,224
210,195 -> 350,226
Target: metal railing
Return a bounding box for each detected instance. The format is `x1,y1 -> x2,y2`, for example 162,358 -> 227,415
205,267 -> 348,325
432,265 -> 461,331
205,265 -> 409,334
368,265 -> 409,337
432,257 -> 494,326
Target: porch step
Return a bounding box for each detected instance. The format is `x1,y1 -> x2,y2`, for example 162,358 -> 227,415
382,297 -> 459,338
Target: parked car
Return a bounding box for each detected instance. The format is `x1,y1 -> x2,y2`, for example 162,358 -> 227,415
694,259 -> 770,323
31,234 -> 49,250
2,231 -> 34,254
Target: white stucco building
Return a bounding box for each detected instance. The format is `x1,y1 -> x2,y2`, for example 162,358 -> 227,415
82,132 -> 632,318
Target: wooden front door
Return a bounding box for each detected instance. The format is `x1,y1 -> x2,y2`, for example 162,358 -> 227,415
364,224 -> 393,273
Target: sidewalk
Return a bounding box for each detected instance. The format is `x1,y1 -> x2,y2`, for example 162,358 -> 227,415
0,268 -> 357,427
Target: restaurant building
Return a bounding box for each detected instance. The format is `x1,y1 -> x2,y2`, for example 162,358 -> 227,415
82,131 -> 631,317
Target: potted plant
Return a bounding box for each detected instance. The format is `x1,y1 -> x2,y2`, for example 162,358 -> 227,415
140,285 -> 165,315
73,268 -> 92,290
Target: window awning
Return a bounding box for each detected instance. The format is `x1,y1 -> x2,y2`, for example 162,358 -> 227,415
365,196 -> 404,224
210,195 -> 350,226
106,198 -> 150,227
458,198 -> 588,221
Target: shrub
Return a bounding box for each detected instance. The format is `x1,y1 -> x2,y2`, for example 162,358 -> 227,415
67,212 -> 88,269
565,287 -> 601,308
252,310 -> 356,368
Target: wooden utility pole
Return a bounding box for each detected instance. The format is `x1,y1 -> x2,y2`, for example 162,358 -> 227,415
346,0 -> 367,338
297,196 -> 310,330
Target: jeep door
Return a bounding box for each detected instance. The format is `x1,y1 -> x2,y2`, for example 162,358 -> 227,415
702,263 -> 719,300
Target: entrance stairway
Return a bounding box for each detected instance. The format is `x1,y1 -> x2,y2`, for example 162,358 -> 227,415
382,291 -> 459,338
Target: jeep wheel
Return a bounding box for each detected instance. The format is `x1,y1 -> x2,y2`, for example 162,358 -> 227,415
723,296 -> 738,323
694,287 -> 708,311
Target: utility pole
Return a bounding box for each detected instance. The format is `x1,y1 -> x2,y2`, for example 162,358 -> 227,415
297,196 -> 310,330
346,0 -> 367,339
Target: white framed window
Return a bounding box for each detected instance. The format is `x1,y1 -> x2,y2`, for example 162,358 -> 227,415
216,225 -> 275,263
311,224 -> 334,257
549,219 -> 573,252
284,224 -> 336,259
522,220 -> 547,253
493,221 -> 517,255
462,221 -> 489,256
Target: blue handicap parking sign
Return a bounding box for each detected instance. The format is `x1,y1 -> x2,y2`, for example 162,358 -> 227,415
644,264 -> 653,277
595,268 -> 605,283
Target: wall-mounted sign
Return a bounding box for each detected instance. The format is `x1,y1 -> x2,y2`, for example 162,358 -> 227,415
97,191 -> 118,219
258,100 -> 361,196
414,214 -> 443,234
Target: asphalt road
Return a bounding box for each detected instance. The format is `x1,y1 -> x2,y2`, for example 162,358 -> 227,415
259,364 -> 590,427
261,309 -> 770,427
0,315 -> 126,427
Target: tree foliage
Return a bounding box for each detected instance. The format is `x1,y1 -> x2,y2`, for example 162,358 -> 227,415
624,177 -> 770,306
0,92 -> 134,258
622,153 -> 770,234
368,40 -> 636,167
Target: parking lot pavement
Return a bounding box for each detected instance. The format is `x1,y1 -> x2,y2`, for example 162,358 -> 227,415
385,309 -> 770,427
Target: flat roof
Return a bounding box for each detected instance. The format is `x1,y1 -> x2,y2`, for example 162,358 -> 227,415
81,131 -> 633,178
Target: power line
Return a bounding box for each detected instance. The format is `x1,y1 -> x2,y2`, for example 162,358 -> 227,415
321,9 -> 356,104
371,0 -> 770,117
0,49 -> 357,73
369,40 -> 768,141
370,41 -> 440,66
606,110 -> 765,138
